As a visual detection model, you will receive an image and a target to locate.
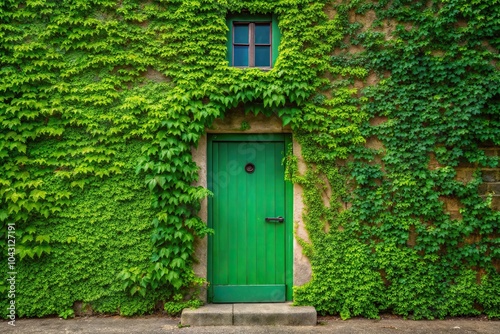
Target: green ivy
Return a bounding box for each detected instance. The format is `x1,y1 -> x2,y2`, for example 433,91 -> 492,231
293,0 -> 500,320
1,0 -> 499,319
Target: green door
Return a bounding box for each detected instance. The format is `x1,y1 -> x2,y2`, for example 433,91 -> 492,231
208,134 -> 292,303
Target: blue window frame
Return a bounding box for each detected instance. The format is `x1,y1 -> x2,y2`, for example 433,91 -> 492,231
227,15 -> 280,69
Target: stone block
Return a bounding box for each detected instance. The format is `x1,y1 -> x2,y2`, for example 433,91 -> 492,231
483,148 -> 498,156
478,183 -> 489,195
233,303 -> 317,326
441,197 -> 461,212
491,196 -> 500,211
181,303 -> 317,327
181,304 -> 233,326
365,136 -> 384,150
457,158 -> 476,168
449,211 -> 463,221
489,183 -> 500,195
369,116 -> 388,126
455,169 -> 474,183
481,170 -> 498,183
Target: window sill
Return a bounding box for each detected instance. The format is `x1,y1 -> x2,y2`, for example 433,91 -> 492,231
231,66 -> 273,71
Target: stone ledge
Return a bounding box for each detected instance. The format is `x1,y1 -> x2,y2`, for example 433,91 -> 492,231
233,303 -> 317,326
181,303 -> 317,326
181,304 -> 233,326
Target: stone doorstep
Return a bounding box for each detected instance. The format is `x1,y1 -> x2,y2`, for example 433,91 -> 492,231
180,303 -> 317,326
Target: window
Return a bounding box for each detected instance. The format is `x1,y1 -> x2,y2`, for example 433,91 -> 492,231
227,15 -> 280,69
233,22 -> 271,67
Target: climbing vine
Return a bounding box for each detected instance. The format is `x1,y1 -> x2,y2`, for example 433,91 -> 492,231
292,0 -> 500,320
1,0 -> 499,319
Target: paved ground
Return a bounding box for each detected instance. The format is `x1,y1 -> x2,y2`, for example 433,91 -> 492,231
3,315 -> 500,334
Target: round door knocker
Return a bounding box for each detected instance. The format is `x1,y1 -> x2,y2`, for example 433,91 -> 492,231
245,163 -> 255,174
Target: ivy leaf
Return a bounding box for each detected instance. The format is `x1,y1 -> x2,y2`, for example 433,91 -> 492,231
30,189 -> 47,202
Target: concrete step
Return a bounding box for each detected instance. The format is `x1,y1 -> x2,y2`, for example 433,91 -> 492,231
181,303 -> 317,326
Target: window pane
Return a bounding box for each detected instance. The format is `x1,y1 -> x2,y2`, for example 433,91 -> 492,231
234,24 -> 249,44
255,46 -> 270,67
234,46 -> 249,66
254,24 -> 270,44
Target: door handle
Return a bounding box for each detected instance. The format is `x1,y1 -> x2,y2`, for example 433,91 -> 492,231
265,216 -> 284,223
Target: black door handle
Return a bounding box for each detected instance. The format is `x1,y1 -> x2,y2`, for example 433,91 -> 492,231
265,216 -> 284,223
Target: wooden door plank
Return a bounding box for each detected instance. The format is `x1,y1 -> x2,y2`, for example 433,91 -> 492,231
246,146 -> 257,284
227,143 -> 239,285
215,142 -> 229,285
274,142 -> 286,284
264,142 -> 277,284
236,143 -> 248,285
213,285 -> 285,303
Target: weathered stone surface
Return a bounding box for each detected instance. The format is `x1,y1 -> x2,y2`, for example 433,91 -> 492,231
365,136 -> 384,150
181,304 -> 233,326
489,183 -> 500,195
482,170 -> 498,183
478,183 -> 489,195
233,303 -> 317,326
455,168 -> 474,183
483,148 -> 498,156
492,197 -> 500,211
181,303 -> 317,326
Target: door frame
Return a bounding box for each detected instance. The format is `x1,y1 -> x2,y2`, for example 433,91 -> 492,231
207,133 -> 293,302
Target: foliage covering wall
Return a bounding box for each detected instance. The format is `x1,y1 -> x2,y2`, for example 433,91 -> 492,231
1,0 -> 499,319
